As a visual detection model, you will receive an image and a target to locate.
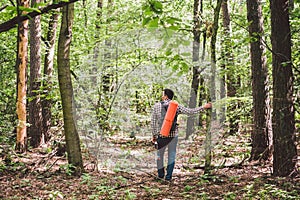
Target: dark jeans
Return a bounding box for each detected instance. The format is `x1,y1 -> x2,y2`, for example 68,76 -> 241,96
156,136 -> 178,180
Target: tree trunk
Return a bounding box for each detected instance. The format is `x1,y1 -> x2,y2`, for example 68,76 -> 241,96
205,0 -> 222,174
29,0 -> 43,148
57,3 -> 83,175
97,0 -> 114,132
220,0 -> 230,124
91,0 -> 103,83
16,0 -> 29,153
220,0 -> 240,135
186,0 -> 202,139
270,0 -> 297,176
247,0 -> 271,162
42,7 -> 60,143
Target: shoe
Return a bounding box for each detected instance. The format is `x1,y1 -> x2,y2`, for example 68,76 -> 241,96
154,176 -> 164,182
164,179 -> 173,184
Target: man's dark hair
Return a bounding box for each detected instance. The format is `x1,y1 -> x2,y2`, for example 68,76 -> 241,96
164,88 -> 174,100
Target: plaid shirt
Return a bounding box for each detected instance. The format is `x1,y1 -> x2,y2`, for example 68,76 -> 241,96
151,99 -> 204,138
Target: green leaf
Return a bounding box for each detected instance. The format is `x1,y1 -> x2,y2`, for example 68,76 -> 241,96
18,6 -> 41,13
168,25 -> 179,31
172,65 -> 179,71
33,2 -> 48,8
142,17 -> 151,26
165,49 -> 172,56
173,54 -> 181,60
181,61 -> 190,72
148,17 -> 159,28
143,6 -> 153,16
5,6 -> 17,11
166,17 -> 182,24
152,0 -> 163,14
184,185 -> 193,192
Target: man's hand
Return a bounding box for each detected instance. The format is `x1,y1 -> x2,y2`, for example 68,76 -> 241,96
152,136 -> 157,143
203,102 -> 212,109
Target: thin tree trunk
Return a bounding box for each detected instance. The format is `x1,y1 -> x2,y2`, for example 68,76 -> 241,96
270,0 -> 297,176
205,0 -> 222,174
42,7 -> 59,142
247,0 -> 271,162
98,0 -> 114,132
220,0 -> 230,124
221,0 -> 239,135
57,3 -> 83,175
186,0 -> 202,139
16,0 -> 29,153
29,0 -> 43,148
91,0 -> 103,83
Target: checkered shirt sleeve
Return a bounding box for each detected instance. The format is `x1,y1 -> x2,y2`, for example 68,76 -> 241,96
177,104 -> 204,115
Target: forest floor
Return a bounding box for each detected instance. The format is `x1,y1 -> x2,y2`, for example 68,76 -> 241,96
0,131 -> 299,200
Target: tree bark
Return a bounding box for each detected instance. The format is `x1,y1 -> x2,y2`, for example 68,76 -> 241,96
42,7 -> 60,142
270,0 -> 297,176
219,0 -> 229,124
221,0 -> 239,135
247,0 -> 271,162
57,3 -> 83,175
205,0 -> 222,174
186,0 -> 202,139
210,0 -> 222,120
16,0 -> 29,153
97,0 -> 114,132
29,0 -> 43,148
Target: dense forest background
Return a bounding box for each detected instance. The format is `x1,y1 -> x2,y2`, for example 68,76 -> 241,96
0,0 -> 299,199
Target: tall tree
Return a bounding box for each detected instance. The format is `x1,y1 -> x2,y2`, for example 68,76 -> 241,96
29,0 -> 43,148
16,0 -> 29,153
221,0 -> 239,135
91,0 -> 103,83
247,0 -> 271,161
186,0 -> 202,139
42,7 -> 60,143
270,0 -> 297,176
205,0 -> 222,174
219,0 -> 230,124
98,0 -> 114,132
41,10 -> 59,142
57,3 -> 83,174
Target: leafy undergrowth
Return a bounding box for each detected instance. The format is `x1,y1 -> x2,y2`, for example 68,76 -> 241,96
0,135 -> 299,200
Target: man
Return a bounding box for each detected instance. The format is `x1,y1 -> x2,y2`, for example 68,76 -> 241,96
151,88 -> 212,181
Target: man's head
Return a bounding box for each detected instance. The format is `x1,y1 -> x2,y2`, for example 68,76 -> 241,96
163,88 -> 174,100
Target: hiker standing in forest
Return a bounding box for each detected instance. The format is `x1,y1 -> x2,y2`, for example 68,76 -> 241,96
151,88 -> 212,181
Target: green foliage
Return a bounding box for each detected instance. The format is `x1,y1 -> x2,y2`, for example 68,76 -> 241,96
142,0 -> 184,28
59,163 -> 75,176
184,185 -> 194,192
291,3 -> 300,129
0,29 -> 17,141
81,173 -> 93,186
224,192 -> 236,200
125,189 -> 136,200
95,185 -> 115,197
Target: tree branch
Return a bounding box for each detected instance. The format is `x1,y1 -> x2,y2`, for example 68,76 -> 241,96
0,5 -> 8,12
0,0 -> 81,33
